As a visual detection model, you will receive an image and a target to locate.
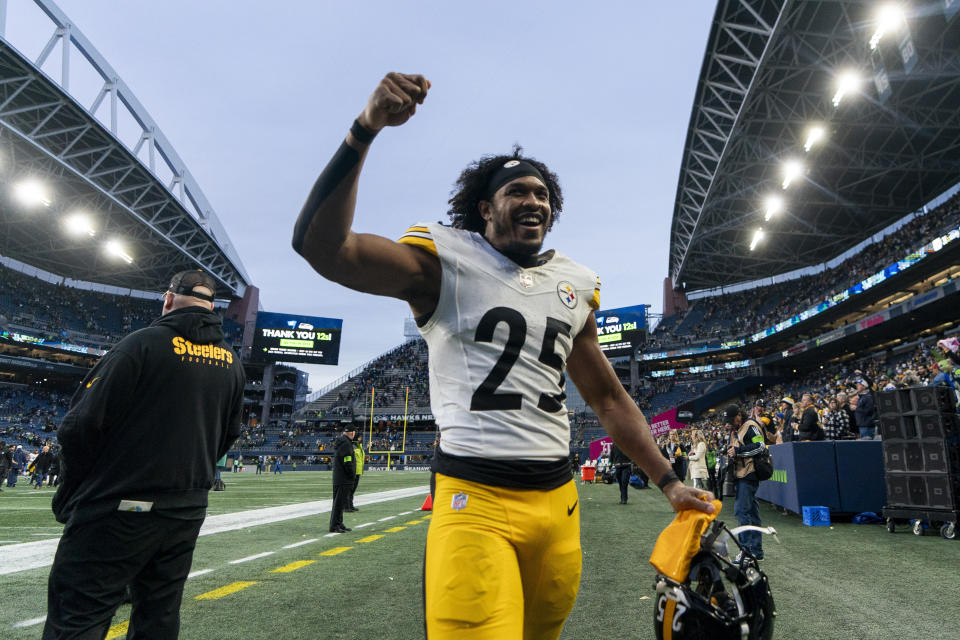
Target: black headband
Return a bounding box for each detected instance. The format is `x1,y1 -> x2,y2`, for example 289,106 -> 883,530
484,160 -> 546,200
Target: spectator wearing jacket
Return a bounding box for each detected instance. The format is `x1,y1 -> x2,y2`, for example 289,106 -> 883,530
687,430 -> 709,491
822,398 -> 851,440
725,404 -> 766,561
854,375 -> 877,439
797,394 -> 824,441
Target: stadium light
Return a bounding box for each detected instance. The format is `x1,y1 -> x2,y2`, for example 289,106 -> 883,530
832,70 -> 861,107
64,212 -> 96,237
804,125 -> 826,152
781,159 -> 804,189
870,4 -> 905,50
749,228 -> 764,251
763,195 -> 784,222
12,179 -> 52,207
104,239 -> 133,264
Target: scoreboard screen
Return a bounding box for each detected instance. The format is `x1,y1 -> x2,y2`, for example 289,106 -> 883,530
251,311 -> 342,365
595,304 -> 646,357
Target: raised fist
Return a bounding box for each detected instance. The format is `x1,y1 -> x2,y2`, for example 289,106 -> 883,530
358,72 -> 431,132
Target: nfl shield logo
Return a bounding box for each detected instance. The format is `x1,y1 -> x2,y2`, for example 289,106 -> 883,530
451,492 -> 469,511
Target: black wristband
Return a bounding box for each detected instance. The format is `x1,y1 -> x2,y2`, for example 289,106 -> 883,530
657,470 -> 680,490
350,119 -> 377,144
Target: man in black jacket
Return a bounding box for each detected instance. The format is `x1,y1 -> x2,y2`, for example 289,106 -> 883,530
44,270 -> 245,640
609,442 -> 632,504
32,445 -> 54,488
329,426 -> 357,533
797,394 -> 824,441
854,374 -> 877,439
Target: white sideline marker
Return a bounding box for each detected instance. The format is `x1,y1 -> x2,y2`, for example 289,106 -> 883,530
377,516 -> 396,522
0,485 -> 429,576
323,532 -> 341,538
398,511 -> 414,515
354,522 -> 375,529
13,616 -> 46,628
282,538 -> 319,549
228,551 -> 274,565
188,569 -> 213,579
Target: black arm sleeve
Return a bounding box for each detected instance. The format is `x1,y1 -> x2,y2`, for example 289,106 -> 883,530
291,140 -> 361,255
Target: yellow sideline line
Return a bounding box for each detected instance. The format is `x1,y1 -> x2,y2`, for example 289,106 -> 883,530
384,526 -> 406,533
319,546 -> 353,556
271,560 -> 316,573
355,535 -> 384,543
406,519 -> 424,525
195,581 -> 257,600
105,621 -> 128,639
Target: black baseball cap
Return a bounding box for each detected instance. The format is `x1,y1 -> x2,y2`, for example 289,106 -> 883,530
723,404 -> 741,422
167,270 -> 217,302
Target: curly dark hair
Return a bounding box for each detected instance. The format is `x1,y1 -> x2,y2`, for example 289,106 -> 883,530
446,145 -> 563,233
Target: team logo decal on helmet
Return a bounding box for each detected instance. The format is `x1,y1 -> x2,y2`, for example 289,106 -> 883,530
651,510 -> 777,639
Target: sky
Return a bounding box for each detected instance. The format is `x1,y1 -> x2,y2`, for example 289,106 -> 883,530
4,0 -> 716,391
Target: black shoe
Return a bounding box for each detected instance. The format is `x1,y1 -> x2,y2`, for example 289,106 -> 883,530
339,526 -> 352,532
345,507 -> 358,512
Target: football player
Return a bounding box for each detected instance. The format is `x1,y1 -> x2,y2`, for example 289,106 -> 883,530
292,72 -> 715,640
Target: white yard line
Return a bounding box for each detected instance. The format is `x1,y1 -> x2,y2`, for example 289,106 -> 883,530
0,485 -> 427,576
228,551 -> 274,565
12,616 -> 45,628
354,522 -> 375,529
377,515 -> 397,522
187,569 -> 213,579
281,538 -> 318,549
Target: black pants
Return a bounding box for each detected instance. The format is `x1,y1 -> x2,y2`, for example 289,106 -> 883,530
348,475 -> 360,509
44,510 -> 203,640
615,465 -> 631,503
330,483 -> 350,530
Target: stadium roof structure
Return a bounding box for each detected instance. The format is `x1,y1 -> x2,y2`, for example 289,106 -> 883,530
0,0 -> 250,298
669,0 -> 960,291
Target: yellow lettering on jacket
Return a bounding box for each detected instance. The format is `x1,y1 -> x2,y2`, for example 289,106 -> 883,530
171,337 -> 234,365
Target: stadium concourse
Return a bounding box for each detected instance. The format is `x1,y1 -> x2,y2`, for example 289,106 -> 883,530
3,0 -> 960,639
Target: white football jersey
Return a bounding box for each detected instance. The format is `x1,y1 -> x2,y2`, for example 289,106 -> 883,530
399,222 -> 600,461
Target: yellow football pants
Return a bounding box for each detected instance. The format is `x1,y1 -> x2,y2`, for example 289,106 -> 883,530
425,473 -> 582,640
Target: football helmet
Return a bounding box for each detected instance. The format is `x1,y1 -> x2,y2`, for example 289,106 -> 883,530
653,520 -> 776,640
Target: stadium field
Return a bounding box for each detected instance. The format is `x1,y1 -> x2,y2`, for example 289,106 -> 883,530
2,471 -> 958,639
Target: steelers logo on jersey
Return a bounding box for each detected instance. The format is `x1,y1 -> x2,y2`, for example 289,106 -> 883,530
557,281 -> 578,309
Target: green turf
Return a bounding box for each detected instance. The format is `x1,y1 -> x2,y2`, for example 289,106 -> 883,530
3,473 -> 959,639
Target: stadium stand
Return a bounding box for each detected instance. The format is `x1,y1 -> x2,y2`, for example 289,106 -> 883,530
650,193 -> 960,349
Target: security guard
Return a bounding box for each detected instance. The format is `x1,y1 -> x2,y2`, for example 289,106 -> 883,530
329,426 -> 357,532
347,427 -> 365,511
44,270 -> 245,639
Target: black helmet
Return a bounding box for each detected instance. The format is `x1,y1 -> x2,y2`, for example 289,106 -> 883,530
653,521 -> 776,640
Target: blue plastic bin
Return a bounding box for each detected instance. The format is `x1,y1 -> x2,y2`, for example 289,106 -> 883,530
802,505 -> 831,526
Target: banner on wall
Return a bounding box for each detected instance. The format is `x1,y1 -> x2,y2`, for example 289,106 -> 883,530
588,436 -> 613,462
649,407 -> 687,437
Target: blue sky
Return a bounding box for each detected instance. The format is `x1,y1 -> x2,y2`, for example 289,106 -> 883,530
6,1 -> 715,389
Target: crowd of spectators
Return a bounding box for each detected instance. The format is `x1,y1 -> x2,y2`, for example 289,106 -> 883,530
0,384 -> 70,435
0,264 -> 158,345
320,340 -> 430,413
650,193 -> 960,348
